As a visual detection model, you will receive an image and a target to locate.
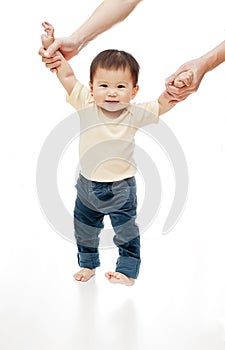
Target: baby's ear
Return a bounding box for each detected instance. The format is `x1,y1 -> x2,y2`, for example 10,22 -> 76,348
132,85 -> 139,99
89,82 -> 93,94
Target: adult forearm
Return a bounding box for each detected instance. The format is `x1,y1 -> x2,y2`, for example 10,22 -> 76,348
70,0 -> 142,51
199,40 -> 225,74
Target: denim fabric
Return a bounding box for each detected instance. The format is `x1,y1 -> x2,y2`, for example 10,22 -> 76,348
74,174 -> 141,279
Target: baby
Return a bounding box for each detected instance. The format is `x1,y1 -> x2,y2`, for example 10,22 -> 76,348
41,22 -> 193,286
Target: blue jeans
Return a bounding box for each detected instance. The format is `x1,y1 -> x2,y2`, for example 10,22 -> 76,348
74,174 -> 141,279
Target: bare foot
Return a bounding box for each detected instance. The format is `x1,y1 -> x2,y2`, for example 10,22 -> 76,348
73,268 -> 96,282
105,271 -> 135,286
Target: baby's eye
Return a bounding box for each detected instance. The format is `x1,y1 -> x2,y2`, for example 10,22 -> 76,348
99,84 -> 108,88
117,85 -> 126,89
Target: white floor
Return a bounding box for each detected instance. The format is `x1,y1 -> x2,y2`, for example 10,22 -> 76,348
1,211 -> 225,350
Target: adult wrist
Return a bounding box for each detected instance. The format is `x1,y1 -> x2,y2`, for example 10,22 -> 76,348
70,32 -> 85,53
196,55 -> 212,75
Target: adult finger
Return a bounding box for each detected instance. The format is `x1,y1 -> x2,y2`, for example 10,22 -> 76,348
44,39 -> 62,58
166,84 -> 183,96
38,46 -> 46,57
45,60 -> 61,70
39,46 -> 58,60
170,90 -> 193,101
169,96 -> 187,104
41,55 -> 61,64
165,73 -> 177,86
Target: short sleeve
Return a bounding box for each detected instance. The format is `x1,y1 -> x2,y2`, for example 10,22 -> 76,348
130,100 -> 159,127
66,81 -> 94,110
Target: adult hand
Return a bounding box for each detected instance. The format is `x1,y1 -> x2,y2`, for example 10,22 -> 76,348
39,35 -> 81,72
165,58 -> 207,102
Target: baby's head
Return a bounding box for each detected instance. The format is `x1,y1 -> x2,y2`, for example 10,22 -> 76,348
89,50 -> 140,117
90,49 -> 140,86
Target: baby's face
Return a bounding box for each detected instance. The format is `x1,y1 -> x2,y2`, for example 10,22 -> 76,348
89,67 -> 139,118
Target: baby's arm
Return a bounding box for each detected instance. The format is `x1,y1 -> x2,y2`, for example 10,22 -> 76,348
158,70 -> 193,116
41,22 -> 77,95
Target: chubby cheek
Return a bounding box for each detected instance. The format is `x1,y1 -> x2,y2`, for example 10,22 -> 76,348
121,91 -> 133,102
92,90 -> 104,102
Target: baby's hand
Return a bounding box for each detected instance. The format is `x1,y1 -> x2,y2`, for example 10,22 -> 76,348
173,70 -> 193,88
41,21 -> 55,50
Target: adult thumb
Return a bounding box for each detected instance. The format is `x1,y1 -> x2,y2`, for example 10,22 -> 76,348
45,39 -> 60,57
165,73 -> 176,86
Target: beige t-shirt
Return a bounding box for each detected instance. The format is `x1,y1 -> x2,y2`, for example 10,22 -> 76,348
67,81 -> 159,182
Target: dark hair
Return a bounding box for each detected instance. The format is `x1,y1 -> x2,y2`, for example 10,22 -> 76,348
90,49 -> 140,86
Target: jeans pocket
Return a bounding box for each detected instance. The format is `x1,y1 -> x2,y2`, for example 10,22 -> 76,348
92,184 -> 114,202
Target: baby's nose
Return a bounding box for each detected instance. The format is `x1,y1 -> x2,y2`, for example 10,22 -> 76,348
107,88 -> 117,96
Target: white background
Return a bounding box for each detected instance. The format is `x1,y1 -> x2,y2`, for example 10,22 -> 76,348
0,1 -> 225,349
